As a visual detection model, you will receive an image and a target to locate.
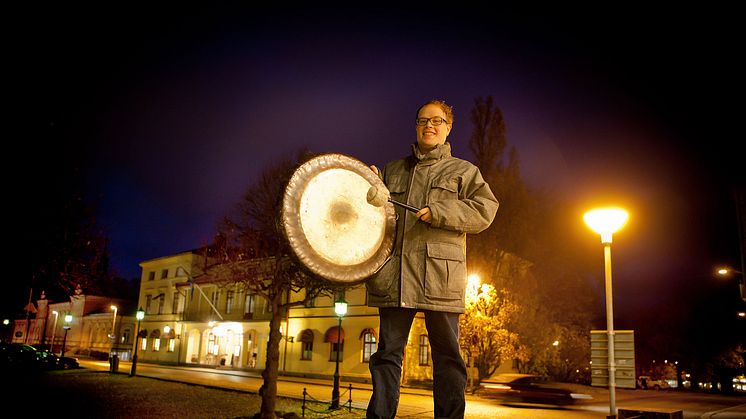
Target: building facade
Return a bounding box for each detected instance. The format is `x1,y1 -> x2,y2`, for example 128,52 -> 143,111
135,250 -> 439,383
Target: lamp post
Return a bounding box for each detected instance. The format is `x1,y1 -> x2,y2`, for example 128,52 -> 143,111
584,207 -> 628,419
110,305 -> 119,372
330,297 -> 348,410
61,312 -> 73,357
49,310 -> 59,353
130,307 -> 145,377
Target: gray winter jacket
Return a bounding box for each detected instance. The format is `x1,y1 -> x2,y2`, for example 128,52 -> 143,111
366,142 -> 499,313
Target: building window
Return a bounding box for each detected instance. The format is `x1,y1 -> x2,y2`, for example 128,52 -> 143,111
161,269 -> 168,279
153,338 -> 161,351
141,338 -> 148,351
302,342 -> 313,360
244,294 -> 255,319
226,291 -> 234,314
329,342 -> 344,361
362,331 -> 377,363
168,339 -> 175,352
158,294 -> 165,315
146,295 -> 153,314
122,328 -> 131,344
148,271 -> 155,281
418,335 -> 430,366
211,290 -> 220,309
172,292 -> 180,314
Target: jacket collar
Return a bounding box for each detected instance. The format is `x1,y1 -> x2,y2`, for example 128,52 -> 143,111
411,142 -> 451,166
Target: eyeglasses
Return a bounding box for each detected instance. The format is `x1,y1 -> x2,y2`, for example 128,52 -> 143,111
415,116 -> 449,126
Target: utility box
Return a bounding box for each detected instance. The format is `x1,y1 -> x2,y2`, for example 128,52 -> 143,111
591,330 -> 636,389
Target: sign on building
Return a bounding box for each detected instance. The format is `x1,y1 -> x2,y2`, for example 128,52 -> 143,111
590,330 -> 636,389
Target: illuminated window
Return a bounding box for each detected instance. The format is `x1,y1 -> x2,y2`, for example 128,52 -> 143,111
302,342 -> 313,360
226,291 -> 234,314
153,338 -> 161,351
172,292 -> 180,314
418,335 -> 429,366
141,338 -> 148,351
168,339 -> 175,352
146,295 -> 152,314
244,294 -> 255,319
362,331 -> 377,363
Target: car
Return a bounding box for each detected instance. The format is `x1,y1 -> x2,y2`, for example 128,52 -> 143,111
28,345 -> 80,370
637,375 -> 670,390
479,373 -> 592,406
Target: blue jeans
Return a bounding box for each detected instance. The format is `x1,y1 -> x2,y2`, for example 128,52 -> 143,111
367,308 -> 466,419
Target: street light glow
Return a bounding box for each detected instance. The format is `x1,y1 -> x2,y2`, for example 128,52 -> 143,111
584,207 -> 629,243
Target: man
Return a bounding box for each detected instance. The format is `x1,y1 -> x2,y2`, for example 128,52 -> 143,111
366,99 -> 499,419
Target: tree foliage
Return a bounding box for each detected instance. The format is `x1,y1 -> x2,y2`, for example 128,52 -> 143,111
459,281 -> 528,386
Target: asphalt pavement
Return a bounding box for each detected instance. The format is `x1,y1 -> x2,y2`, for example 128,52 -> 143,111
80,359 -> 746,419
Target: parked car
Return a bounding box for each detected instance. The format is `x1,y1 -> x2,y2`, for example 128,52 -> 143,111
479,373 -> 592,406
637,375 -> 670,390
0,343 -> 79,370
0,342 -> 40,369
32,346 -> 80,370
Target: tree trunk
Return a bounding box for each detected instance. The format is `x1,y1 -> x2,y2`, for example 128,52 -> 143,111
259,309 -> 283,418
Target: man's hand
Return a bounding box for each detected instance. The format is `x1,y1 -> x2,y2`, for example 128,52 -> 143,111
416,207 -> 432,223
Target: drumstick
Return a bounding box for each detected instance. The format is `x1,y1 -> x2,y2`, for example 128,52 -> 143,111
367,185 -> 421,213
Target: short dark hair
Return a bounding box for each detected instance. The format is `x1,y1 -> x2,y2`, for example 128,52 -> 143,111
416,99 -> 454,125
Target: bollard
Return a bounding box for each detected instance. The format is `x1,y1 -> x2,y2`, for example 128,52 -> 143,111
302,388 -> 307,418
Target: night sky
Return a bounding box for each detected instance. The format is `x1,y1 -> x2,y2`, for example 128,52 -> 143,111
9,5 -> 744,347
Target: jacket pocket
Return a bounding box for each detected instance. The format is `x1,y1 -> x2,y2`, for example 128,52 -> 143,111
367,255 -> 399,299
428,175 -> 459,203
424,242 -> 466,300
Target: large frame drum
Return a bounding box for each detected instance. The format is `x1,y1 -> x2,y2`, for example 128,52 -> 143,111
281,153 -> 396,285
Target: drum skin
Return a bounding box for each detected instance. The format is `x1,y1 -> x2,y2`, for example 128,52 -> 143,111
281,153 -> 396,284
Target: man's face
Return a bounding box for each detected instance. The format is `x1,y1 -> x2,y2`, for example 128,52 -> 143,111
416,104 -> 452,153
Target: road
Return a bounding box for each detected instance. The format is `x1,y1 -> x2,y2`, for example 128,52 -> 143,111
82,359 -> 745,418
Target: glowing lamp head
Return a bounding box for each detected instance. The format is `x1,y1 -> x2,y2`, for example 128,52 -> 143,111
334,298 -> 348,317
584,207 -> 628,243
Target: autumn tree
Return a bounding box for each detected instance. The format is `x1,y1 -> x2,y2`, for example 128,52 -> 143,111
459,280 -> 528,388
466,96 -> 595,382
200,149 -> 336,419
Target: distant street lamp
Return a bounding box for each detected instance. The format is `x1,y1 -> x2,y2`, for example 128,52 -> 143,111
110,305 -> 118,351
130,307 -> 145,377
584,207 -> 628,419
61,312 -> 73,356
716,267 -> 746,303
110,305 -> 119,373
330,296 -> 348,410
50,310 -> 59,352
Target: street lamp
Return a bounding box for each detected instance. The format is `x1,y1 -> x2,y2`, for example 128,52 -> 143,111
61,312 -> 73,357
130,307 -> 145,377
110,305 -> 118,372
50,310 -> 59,353
330,296 -> 348,410
716,267 -> 746,303
584,207 -> 628,419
